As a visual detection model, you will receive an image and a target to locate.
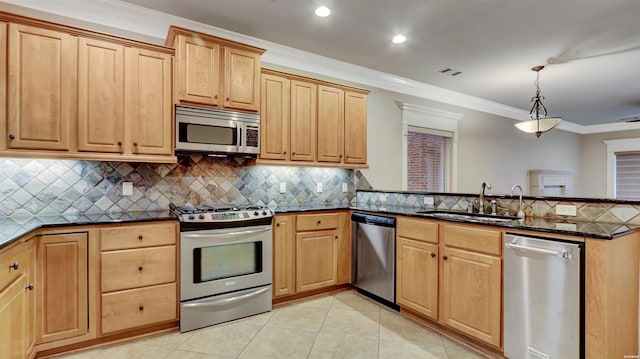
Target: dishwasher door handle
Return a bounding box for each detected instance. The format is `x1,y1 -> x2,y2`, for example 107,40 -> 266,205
505,241 -> 572,259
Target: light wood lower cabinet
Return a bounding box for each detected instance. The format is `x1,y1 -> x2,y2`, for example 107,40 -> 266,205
396,237 -> 438,320
36,232 -> 89,345
272,211 -> 350,300
0,274 -> 27,359
25,239 -> 36,357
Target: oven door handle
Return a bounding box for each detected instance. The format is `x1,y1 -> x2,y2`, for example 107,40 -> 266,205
182,226 -> 271,239
182,287 -> 270,309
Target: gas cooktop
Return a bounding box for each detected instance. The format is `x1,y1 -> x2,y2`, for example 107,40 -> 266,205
169,203 -> 273,224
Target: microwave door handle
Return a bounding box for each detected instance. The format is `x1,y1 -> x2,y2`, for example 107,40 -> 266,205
237,125 -> 243,152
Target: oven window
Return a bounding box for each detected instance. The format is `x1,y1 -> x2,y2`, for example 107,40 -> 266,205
193,242 -> 262,282
179,123 -> 237,145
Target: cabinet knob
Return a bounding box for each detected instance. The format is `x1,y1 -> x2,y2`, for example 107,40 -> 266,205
214,95 -> 218,99
334,235 -> 338,239
442,255 -> 448,260
8,134 -> 15,140
339,155 -> 343,158
226,97 -> 230,101
133,142 -> 138,146
317,220 -> 322,224
9,262 -> 19,270
139,305 -> 144,311
430,252 -> 436,258
138,266 -> 143,271
138,235 -> 143,240
117,141 -> 122,146
276,223 -> 280,227
283,151 -> 287,155
26,284 -> 34,290
292,152 -> 296,155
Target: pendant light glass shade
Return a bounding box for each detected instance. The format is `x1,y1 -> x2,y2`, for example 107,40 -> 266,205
515,65 -> 562,138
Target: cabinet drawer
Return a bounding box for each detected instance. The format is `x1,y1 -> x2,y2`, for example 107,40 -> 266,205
297,213 -> 339,231
101,246 -> 176,292
0,242 -> 26,292
100,222 -> 177,251
397,217 -> 438,243
442,224 -> 502,256
101,283 -> 177,334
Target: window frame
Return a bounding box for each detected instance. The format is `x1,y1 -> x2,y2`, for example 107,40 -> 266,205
397,102 -> 462,192
603,138 -> 640,198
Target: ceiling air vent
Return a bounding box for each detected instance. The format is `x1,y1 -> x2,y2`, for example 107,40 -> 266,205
438,68 -> 463,76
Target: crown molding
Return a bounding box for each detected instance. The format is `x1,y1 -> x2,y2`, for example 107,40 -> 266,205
4,0 -> 640,135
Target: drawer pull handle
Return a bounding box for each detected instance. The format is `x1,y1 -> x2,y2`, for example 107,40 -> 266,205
9,262 -> 19,270
139,305 -> 144,311
431,253 -> 436,258
138,235 -> 143,240
26,284 -> 34,290
138,266 -> 143,271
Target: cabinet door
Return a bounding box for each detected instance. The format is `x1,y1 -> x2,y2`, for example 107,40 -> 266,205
272,215 -> 295,297
344,91 -> 367,165
335,212 -> 351,285
260,73 -> 290,160
223,46 -> 261,112
317,85 -> 344,163
0,274 -> 27,359
290,80 -> 317,162
440,247 -> 501,347
176,34 -> 221,106
396,238 -> 438,320
77,37 -> 124,153
7,23 -> 75,151
125,47 -> 173,155
296,230 -> 338,292
37,232 -> 88,344
26,239 -> 36,356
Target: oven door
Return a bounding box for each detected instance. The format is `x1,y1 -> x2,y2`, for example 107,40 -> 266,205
180,225 -> 272,301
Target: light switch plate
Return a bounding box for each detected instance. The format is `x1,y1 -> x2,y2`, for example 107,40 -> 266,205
556,204 -> 577,216
316,183 -> 323,192
279,182 -> 286,194
342,183 -> 348,193
122,182 -> 133,196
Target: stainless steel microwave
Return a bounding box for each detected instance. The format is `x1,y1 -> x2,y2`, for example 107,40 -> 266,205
175,105 -> 260,156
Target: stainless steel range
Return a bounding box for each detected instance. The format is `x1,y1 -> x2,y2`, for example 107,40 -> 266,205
170,204 -> 273,332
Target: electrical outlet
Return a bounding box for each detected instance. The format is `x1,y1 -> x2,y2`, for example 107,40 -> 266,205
342,183 -> 348,193
379,194 -> 387,202
122,182 -> 133,196
556,204 -> 577,216
279,182 -> 286,194
424,196 -> 435,206
316,183 -> 323,193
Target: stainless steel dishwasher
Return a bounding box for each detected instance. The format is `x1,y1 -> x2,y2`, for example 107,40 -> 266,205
351,213 -> 396,306
503,233 -> 584,359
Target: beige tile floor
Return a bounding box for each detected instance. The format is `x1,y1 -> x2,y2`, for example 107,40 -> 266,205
54,290 -> 486,359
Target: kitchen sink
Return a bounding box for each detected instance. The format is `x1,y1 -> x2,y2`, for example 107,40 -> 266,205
415,210 -> 520,222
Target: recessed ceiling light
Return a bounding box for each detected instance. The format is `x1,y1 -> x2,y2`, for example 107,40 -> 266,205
392,34 -> 406,44
315,6 -> 331,17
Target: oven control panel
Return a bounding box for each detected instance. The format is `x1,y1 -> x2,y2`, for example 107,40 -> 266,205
180,209 -> 273,223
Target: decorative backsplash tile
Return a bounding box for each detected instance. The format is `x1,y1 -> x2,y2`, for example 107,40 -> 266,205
356,190 -> 640,225
0,156 -> 357,218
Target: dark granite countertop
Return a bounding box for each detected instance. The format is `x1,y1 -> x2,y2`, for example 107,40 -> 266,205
0,211 -> 176,249
273,203 -> 640,240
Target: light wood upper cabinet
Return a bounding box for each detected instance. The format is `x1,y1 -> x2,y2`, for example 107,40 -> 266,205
77,37 -> 125,153
167,26 -> 265,112
290,80 -> 317,162
37,232 -> 89,344
7,23 -> 76,151
125,47 -> 173,156
224,46 -> 261,112
260,73 -> 290,160
272,214 -> 295,298
344,91 -> 367,165
317,85 -> 344,163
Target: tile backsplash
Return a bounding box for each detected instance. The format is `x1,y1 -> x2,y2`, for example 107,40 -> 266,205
0,156 -> 366,218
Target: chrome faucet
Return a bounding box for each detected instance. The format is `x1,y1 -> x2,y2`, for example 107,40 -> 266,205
479,182 -> 491,214
510,184 -> 525,218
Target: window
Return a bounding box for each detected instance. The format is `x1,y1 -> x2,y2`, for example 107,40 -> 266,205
603,138 -> 640,199
407,127 -> 452,191
615,151 -> 640,200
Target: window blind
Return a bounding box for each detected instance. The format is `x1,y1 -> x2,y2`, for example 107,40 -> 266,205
407,127 -> 452,192
615,151 -> 640,200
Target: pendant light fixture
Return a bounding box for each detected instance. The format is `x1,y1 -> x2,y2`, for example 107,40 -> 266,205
515,65 -> 562,138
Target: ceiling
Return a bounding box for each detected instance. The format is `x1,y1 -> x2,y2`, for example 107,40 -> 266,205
123,1 -> 639,126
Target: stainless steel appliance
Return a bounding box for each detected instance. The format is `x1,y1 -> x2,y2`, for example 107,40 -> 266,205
351,213 -> 397,306
170,204 -> 273,332
175,105 -> 260,156
504,233 -> 583,359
